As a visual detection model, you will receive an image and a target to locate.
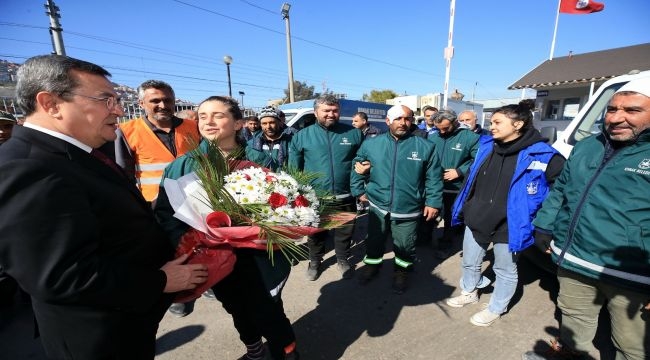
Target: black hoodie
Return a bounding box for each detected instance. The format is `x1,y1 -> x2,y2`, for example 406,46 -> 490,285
462,129 -> 565,244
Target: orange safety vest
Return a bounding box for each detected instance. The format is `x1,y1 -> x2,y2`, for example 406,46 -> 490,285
120,118 -> 199,201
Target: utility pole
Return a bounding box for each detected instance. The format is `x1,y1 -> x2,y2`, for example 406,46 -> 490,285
45,0 -> 66,56
281,3 -> 295,103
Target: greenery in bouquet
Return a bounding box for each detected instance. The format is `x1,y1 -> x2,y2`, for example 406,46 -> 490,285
189,139 -> 352,262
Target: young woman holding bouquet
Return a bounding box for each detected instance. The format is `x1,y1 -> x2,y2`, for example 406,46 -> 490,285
154,96 -> 298,360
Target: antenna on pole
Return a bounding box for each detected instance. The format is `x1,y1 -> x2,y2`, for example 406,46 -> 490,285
45,0 -> 66,55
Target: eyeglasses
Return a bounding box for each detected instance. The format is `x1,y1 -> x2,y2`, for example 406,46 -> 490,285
68,92 -> 122,111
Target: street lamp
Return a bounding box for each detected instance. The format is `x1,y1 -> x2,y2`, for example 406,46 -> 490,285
223,55 -> 233,97
238,91 -> 245,108
281,3 -> 295,103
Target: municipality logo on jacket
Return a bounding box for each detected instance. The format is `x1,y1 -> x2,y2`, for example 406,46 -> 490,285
407,152 -> 421,161
624,159 -> 650,176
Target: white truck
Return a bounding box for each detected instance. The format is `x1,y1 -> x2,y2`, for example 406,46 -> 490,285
549,69 -> 650,158
278,99 -> 392,132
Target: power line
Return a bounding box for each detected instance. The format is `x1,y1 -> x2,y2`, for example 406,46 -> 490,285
170,0 -> 438,76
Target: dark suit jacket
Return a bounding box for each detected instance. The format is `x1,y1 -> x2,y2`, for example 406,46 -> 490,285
0,126 -> 175,359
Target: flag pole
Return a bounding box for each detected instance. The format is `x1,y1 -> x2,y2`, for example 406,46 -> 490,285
443,0 -> 456,109
549,0 -> 562,60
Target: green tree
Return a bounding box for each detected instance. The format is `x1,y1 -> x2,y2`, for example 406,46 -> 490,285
362,89 -> 399,103
284,80 -> 319,103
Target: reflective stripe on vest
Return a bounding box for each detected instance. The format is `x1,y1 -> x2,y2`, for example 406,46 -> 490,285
120,118 -> 199,201
136,162 -> 171,172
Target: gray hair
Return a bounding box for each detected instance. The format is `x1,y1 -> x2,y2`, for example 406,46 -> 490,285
16,55 -> 111,116
313,94 -> 340,110
432,109 -> 458,124
458,110 -> 477,119
137,80 -> 175,100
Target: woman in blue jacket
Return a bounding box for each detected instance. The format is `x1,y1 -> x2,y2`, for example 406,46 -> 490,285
445,100 -> 565,327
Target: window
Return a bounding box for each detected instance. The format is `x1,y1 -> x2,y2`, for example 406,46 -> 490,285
545,100 -> 560,120
568,83 -> 625,145
561,98 -> 581,120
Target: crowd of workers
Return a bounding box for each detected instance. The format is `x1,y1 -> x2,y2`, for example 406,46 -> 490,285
0,54 -> 648,360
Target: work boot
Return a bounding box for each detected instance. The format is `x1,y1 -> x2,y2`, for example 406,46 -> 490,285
392,270 -> 409,294
336,258 -> 354,279
446,289 -> 479,307
358,263 -> 381,285
305,260 -> 321,281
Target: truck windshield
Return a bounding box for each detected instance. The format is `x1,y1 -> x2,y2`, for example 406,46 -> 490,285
568,82 -> 625,146
283,112 -> 297,122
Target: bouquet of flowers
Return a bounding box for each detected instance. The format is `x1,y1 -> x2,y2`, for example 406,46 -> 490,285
164,140 -> 355,301
223,166 -> 321,228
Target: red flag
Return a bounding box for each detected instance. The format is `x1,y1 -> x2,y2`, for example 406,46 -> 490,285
560,0 -> 604,14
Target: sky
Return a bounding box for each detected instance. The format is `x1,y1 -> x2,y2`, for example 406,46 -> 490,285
1,0 -> 649,108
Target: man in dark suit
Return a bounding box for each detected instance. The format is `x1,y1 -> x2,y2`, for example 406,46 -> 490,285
0,55 -> 208,359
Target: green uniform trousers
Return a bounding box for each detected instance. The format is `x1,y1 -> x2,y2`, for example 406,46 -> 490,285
363,205 -> 419,270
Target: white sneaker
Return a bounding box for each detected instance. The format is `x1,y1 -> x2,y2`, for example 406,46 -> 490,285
446,290 -> 479,307
470,308 -> 500,327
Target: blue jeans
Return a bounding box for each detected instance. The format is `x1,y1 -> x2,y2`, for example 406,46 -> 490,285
460,230 -> 518,315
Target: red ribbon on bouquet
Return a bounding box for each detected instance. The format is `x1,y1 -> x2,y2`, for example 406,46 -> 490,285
203,211 -> 355,250
173,209 -> 357,302
173,229 -> 236,303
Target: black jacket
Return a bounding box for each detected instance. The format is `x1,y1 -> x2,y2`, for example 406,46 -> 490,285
0,126 -> 174,359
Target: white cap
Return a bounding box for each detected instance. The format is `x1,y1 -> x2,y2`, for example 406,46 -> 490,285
615,77 -> 650,98
387,105 -> 411,123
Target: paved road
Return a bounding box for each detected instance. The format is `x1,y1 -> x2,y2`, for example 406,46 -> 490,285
1,216 -> 614,359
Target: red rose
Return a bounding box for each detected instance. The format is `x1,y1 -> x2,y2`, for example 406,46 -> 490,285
268,192 -> 288,209
244,174 -> 251,181
292,194 -> 310,207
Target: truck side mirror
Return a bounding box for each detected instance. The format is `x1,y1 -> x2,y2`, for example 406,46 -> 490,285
540,126 -> 557,145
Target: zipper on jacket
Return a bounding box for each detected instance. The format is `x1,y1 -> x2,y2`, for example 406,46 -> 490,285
557,145 -> 618,266
388,137 -> 399,212
441,137 -> 448,167
325,128 -> 336,193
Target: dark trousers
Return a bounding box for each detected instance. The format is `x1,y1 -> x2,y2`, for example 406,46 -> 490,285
212,249 -> 295,360
0,271 -> 18,306
440,191 -> 464,246
307,198 -> 356,262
